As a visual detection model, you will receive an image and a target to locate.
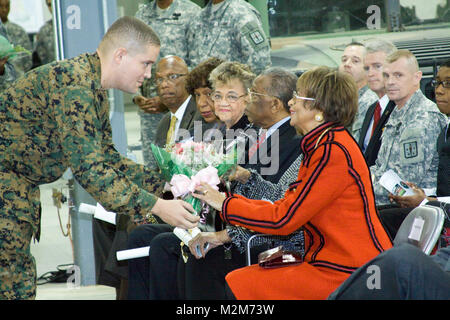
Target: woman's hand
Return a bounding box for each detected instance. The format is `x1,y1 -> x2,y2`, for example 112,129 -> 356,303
188,230 -> 231,259
228,165 -> 251,184
192,182 -> 226,211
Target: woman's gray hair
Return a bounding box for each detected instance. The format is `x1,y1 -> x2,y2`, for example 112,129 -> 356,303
259,67 -> 298,112
209,61 -> 256,91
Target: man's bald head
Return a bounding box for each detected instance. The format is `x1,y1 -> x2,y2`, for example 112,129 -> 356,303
156,55 -> 188,73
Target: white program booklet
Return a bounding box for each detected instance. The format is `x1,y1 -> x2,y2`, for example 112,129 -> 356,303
379,169 -> 415,196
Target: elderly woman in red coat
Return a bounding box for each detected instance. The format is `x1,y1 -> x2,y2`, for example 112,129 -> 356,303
194,66 -> 392,300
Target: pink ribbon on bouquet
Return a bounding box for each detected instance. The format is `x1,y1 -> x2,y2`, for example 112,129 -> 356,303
170,166 -> 220,198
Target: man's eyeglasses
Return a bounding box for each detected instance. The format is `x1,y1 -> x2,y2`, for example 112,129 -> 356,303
293,91 -> 316,102
247,88 -> 276,101
211,92 -> 247,104
431,79 -> 450,89
155,73 -> 186,85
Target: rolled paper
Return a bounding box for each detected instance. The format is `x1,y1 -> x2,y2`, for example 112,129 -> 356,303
116,246 -> 150,261
94,203 -> 117,225
173,227 -> 209,256
78,203 -> 116,225
78,203 -> 96,215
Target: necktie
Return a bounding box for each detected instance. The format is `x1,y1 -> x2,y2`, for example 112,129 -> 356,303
248,130 -> 267,159
166,115 -> 177,147
371,102 -> 381,137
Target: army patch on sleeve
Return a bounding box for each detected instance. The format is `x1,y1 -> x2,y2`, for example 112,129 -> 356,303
241,21 -> 268,51
400,139 -> 423,165
403,141 -> 418,159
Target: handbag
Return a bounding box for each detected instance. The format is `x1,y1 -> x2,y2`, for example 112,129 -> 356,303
258,246 -> 303,269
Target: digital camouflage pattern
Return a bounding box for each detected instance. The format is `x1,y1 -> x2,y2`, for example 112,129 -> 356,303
0,53 -> 162,299
0,215 -> 35,299
34,19 -> 55,65
352,85 -> 379,141
186,0 -> 271,75
135,0 -> 200,166
0,20 -> 17,92
370,90 -> 448,205
4,21 -> 32,75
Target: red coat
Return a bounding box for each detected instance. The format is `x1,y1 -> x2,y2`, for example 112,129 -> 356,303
221,122 -> 392,300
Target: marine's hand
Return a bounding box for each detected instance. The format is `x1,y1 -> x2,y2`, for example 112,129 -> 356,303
0,56 -> 9,75
151,198 -> 199,229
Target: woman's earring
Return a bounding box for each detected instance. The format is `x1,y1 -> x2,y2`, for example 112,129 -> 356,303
315,113 -> 323,122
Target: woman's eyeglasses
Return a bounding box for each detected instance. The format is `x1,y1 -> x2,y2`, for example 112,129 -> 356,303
293,91 -> 315,102
431,79 -> 450,89
211,92 -> 247,104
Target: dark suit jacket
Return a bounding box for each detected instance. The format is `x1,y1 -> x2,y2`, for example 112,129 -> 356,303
358,100 -> 396,167
245,120 -> 302,183
154,96 -> 202,147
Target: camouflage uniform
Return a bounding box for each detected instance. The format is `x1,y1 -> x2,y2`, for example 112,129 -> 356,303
0,53 -> 162,299
3,21 -> 32,75
370,90 -> 448,205
186,0 -> 271,75
352,85 -> 379,141
135,0 -> 200,166
0,20 -> 17,92
34,19 -> 55,65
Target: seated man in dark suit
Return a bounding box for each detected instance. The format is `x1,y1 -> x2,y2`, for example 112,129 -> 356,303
153,55 -> 202,150
356,38 -> 397,166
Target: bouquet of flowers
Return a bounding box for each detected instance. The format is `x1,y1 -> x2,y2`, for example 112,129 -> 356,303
151,140 -> 237,251
0,35 -> 30,59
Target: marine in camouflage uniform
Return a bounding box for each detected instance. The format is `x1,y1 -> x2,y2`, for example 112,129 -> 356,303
0,19 -> 16,92
186,0 -> 271,75
135,0 -> 200,167
370,90 -> 448,205
0,52 -> 163,299
352,85 -> 379,140
3,20 -> 32,75
34,18 -> 55,65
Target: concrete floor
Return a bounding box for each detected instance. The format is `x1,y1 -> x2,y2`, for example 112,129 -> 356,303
32,103 -> 142,300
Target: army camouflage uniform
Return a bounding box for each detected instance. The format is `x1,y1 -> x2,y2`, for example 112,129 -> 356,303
0,20 -> 17,92
0,53 -> 162,299
3,20 -> 32,75
135,0 -> 200,167
34,19 -> 55,65
352,85 -> 379,141
370,90 -> 448,205
186,0 -> 271,75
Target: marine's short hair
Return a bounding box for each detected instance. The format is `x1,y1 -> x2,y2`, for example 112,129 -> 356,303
185,57 -> 225,95
386,49 -> 419,72
99,16 -> 160,55
297,66 -> 358,127
209,61 -> 256,91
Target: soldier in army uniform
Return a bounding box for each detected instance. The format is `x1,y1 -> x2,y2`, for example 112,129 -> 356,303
34,0 -> 55,66
186,0 -> 271,75
339,42 -> 379,136
134,0 -> 201,167
0,0 -> 32,74
0,16 -> 199,300
370,50 -> 448,206
0,19 -> 16,92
